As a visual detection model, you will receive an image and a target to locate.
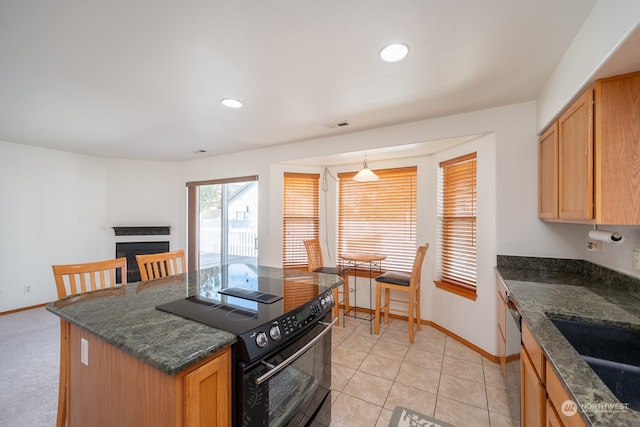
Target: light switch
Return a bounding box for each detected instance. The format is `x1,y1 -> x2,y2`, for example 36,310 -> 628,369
633,248 -> 640,270
81,338 -> 89,366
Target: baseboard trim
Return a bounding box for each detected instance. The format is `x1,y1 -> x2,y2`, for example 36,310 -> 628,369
0,303 -> 49,316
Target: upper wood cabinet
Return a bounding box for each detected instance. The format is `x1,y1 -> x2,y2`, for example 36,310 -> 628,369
538,123 -> 559,218
595,71 -> 640,224
558,89 -> 594,221
539,71 -> 640,224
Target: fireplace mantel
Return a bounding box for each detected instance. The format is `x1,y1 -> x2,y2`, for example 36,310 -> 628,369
112,226 -> 171,236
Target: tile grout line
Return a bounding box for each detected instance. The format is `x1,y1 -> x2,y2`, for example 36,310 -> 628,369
432,335 -> 447,419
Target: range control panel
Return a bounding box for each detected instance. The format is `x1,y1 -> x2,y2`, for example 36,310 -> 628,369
237,289 -> 334,362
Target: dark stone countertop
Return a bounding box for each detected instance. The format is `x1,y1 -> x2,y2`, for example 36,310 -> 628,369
47,265 -> 342,375
496,258 -> 640,426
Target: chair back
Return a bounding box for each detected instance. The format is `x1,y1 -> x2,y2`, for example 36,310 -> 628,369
136,249 -> 186,281
410,244 -> 429,290
303,239 -> 324,272
52,257 -> 127,299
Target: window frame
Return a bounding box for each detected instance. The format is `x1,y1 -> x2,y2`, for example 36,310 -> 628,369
435,152 -> 477,301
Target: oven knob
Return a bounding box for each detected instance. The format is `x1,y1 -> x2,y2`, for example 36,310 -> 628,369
256,332 -> 268,348
269,325 -> 281,341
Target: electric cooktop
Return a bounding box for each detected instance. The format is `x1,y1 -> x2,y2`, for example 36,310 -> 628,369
156,263 -> 327,336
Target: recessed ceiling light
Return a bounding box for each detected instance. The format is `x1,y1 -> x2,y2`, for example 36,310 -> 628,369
221,98 -> 243,108
379,43 -> 409,63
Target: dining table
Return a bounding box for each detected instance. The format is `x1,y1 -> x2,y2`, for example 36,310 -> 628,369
340,252 -> 386,332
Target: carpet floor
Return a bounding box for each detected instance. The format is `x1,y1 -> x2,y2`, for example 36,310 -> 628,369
0,307 -> 59,427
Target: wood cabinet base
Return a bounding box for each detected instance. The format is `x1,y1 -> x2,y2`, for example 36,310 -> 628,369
67,324 -> 230,426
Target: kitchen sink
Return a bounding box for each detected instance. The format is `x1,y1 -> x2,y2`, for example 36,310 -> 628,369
549,316 -> 640,411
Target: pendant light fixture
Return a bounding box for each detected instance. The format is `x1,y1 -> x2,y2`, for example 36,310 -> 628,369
353,157 -> 379,182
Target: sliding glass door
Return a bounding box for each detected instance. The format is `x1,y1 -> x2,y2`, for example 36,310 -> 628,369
187,176 -> 258,270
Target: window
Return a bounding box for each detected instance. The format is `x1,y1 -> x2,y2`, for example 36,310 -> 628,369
283,172 -> 320,269
186,176 -> 258,271
436,153 -> 477,300
338,167 -> 417,273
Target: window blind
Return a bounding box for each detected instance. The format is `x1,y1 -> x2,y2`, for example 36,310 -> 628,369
338,166 -> 417,273
283,172 -> 320,269
438,153 -> 477,289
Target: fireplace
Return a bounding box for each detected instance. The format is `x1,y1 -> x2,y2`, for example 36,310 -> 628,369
116,241 -> 170,283
113,226 -> 172,283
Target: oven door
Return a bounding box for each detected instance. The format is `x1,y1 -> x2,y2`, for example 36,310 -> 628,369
238,314 -> 336,427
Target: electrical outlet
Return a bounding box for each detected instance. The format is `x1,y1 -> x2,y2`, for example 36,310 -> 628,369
23,285 -> 31,293
586,240 -> 604,252
633,248 -> 640,270
81,338 -> 89,366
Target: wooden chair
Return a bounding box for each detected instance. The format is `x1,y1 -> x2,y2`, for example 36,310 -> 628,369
136,249 -> 186,281
373,243 -> 429,343
304,239 -> 350,326
52,257 -> 127,427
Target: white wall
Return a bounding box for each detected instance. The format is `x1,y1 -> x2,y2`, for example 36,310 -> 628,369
0,141 -> 109,310
585,225 -> 640,277
0,142 -> 186,312
537,0 -> 640,132
104,159 -> 184,252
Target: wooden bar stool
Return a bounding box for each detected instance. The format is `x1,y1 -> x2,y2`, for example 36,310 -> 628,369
304,239 -> 350,325
135,249 -> 186,281
373,244 -> 429,343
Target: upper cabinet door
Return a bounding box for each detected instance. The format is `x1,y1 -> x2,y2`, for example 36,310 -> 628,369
595,71 -> 640,225
558,88 -> 594,221
538,123 -> 559,219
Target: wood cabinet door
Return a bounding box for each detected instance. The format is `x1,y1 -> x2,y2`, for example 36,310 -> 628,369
546,360 -> 587,427
558,88 -> 594,220
546,400 -> 563,427
183,348 -> 231,427
521,348 -> 545,427
539,122 -> 559,219
595,71 -> 640,224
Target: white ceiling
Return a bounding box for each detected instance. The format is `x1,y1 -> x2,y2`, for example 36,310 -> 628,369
0,0 -> 609,162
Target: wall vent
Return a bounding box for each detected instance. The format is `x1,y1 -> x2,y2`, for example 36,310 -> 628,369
323,120 -> 350,129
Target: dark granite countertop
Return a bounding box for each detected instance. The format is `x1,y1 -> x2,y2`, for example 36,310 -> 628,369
47,265 -> 342,375
496,256 -> 640,426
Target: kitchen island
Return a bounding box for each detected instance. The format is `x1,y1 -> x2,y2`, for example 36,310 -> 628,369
47,265 -> 341,426
496,256 -> 640,427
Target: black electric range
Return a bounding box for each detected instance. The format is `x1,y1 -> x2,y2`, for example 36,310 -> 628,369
156,263 -> 335,362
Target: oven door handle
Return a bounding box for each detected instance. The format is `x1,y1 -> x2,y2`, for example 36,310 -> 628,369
255,317 -> 338,385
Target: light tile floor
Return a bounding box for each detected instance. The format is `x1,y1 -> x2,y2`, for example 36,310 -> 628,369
330,314 -> 521,427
